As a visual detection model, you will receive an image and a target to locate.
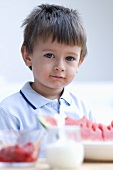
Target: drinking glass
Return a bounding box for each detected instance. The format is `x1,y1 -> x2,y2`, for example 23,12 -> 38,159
45,125 -> 84,169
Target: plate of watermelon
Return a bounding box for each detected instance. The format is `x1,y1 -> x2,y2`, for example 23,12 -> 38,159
37,115 -> 113,161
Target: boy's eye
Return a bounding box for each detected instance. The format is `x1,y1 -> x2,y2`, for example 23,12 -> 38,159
66,56 -> 75,61
44,53 -> 54,58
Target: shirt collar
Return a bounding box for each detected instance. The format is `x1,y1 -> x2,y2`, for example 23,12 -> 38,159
60,88 -> 72,105
20,82 -> 72,109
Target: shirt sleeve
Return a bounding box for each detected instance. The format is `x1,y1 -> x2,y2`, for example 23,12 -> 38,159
0,105 -> 20,130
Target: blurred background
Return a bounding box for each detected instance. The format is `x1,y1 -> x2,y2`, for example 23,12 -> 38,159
0,0 -> 113,124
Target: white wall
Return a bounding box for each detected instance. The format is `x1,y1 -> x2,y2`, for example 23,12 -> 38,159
0,0 -> 113,84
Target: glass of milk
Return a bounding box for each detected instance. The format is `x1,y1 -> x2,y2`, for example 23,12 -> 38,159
45,125 -> 84,169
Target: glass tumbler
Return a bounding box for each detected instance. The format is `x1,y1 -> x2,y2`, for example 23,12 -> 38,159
45,125 -> 84,169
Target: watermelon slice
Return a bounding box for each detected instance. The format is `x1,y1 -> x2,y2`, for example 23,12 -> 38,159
98,123 -> 113,141
38,115 -> 79,128
65,116 -> 78,125
81,125 -> 103,141
37,115 -> 113,141
37,115 -> 57,129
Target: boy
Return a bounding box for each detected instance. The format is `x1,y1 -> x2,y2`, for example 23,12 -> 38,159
0,4 -> 94,130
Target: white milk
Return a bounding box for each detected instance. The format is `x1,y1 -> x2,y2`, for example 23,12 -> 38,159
46,140 -> 84,169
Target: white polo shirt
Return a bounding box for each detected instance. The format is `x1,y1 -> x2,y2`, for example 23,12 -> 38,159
0,82 -> 95,130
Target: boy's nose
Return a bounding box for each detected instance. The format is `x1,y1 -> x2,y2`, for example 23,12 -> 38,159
54,59 -> 65,72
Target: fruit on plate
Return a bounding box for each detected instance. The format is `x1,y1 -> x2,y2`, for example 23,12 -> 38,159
37,115 -> 113,141
38,115 -> 57,128
98,123 -> 113,141
0,142 -> 39,162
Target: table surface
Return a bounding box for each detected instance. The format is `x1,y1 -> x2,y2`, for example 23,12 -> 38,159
1,159 -> 113,170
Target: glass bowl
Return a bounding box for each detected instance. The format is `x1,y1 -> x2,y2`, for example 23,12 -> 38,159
0,129 -> 44,167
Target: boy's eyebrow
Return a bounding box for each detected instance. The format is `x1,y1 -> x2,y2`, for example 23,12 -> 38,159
42,49 -> 79,56
67,52 -> 80,57
42,48 -> 54,52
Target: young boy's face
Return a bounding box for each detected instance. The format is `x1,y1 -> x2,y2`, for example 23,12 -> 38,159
22,38 -> 84,94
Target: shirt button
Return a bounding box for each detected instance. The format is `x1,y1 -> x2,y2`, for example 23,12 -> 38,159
51,102 -> 55,107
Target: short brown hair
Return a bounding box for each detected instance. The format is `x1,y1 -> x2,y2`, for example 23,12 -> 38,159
22,4 -> 87,70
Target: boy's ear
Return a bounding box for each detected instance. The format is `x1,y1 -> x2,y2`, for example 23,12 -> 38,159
21,45 -> 32,67
78,57 -> 85,68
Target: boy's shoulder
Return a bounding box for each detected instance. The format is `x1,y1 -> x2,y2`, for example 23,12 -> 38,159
0,92 -> 21,107
0,82 -> 31,105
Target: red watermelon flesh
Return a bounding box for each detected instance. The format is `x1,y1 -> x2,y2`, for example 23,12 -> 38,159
104,126 -> 113,141
65,116 -> 89,127
44,116 -> 57,126
37,115 -> 57,128
38,115 -> 113,141
107,125 -> 111,130
65,116 -> 105,141
111,121 -> 113,128
98,124 -> 113,141
65,116 -> 79,125
64,116 -> 103,140
75,116 -> 88,127
81,126 -> 103,141
77,118 -> 103,141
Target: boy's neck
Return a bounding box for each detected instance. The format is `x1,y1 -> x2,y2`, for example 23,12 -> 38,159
31,82 -> 64,100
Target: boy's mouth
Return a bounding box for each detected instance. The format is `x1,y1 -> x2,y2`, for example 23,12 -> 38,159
51,75 -> 64,79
